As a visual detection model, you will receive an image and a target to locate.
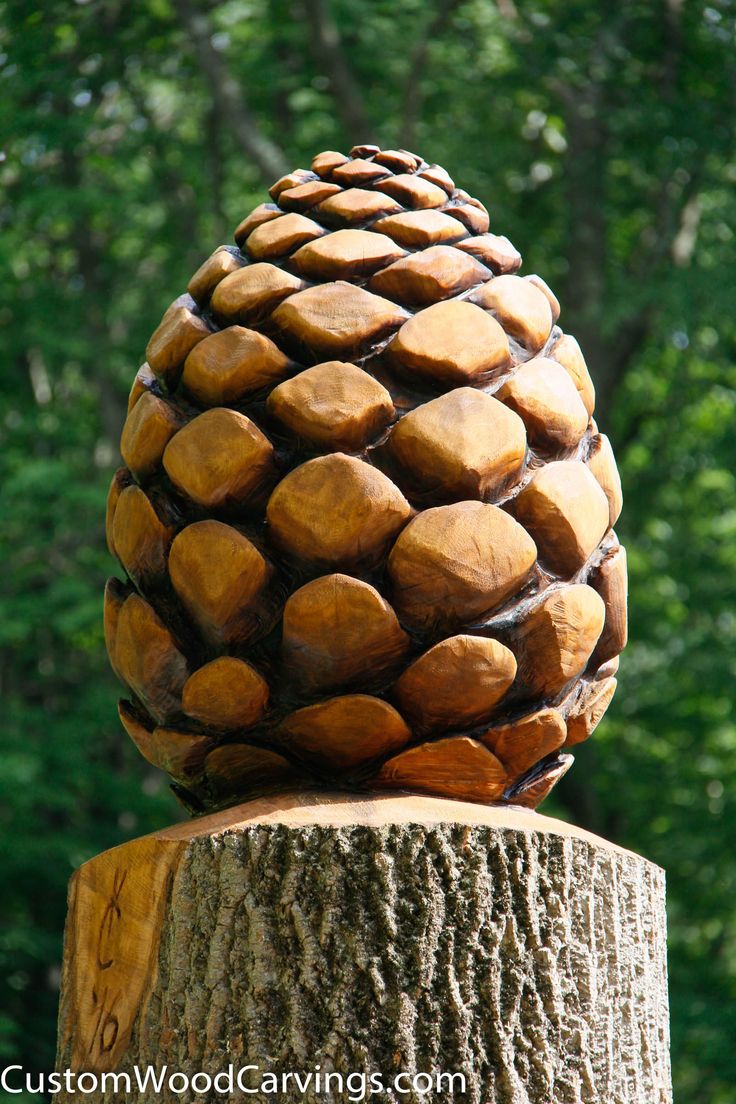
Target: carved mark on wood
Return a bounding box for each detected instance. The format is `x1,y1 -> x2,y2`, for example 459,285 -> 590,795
62,838 -> 185,1073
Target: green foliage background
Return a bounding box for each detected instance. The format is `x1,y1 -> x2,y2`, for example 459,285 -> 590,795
1,0 -> 735,1099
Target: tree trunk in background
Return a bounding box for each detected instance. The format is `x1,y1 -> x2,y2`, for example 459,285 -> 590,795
56,792 -> 672,1104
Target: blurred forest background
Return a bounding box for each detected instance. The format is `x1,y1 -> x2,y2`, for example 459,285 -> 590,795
1,0 -> 735,1099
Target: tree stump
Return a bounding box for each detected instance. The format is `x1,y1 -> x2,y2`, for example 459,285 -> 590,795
55,792 -> 671,1103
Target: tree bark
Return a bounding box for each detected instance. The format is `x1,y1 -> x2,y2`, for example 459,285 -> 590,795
56,791 -> 671,1103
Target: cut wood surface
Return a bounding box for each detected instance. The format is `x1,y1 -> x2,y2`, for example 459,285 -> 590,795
202,743 -> 294,801
267,361 -> 395,450
587,432 -> 624,525
375,734 -> 508,802
331,157 -> 392,185
112,594 -> 188,722
278,180 -> 342,209
375,149 -> 420,174
210,262 -> 305,323
565,676 -> 618,748
168,520 -> 271,646
266,453 -> 412,568
550,332 -> 596,415
516,584 -> 606,697
388,387 -> 527,501
315,186 -> 403,224
374,171 -> 448,208
187,247 -> 242,305
163,408 -> 275,509
126,364 -> 155,414
245,211 -> 325,260
449,200 -> 490,234
280,695 -> 411,768
182,656 -> 269,729
272,281 -> 409,356
56,791 -> 672,1104
369,244 -> 491,305
290,227 -> 406,279
392,634 -> 516,733
389,300 -> 510,384
120,392 -> 183,481
145,301 -> 210,386
282,573 -> 409,691
110,484 -> 172,587
455,232 -> 522,273
181,325 -> 291,405
589,543 -> 629,665
419,163 -> 455,193
525,273 -> 561,322
483,707 -> 567,776
233,202 -> 282,245
311,149 -> 350,176
497,357 -> 589,450
374,209 -> 469,248
471,273 -> 553,351
388,501 -> 537,629
514,461 -> 610,575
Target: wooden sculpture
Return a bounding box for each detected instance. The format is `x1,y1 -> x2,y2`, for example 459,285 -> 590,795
105,144 -> 627,814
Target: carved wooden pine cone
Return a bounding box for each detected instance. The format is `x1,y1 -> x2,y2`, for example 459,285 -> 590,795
105,143 -> 627,814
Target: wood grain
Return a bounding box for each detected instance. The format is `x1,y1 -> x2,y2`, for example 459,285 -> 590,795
271,281 -> 409,357
182,657 -> 269,730
315,187 -> 403,224
550,332 -> 596,415
389,300 -> 510,384
482,707 -> 567,775
374,209 -> 468,247
58,835 -> 186,1074
587,432 -> 624,525
392,634 -> 516,733
497,357 -> 589,450
388,386 -> 527,501
267,361 -> 395,450
245,211 -> 326,260
181,325 -> 291,405
291,228 -> 405,280
113,594 -> 189,723
516,585 -> 605,697
120,392 -> 183,482
472,273 -> 553,351
110,485 -> 173,587
187,247 -> 242,305
168,521 -> 271,647
145,299 -> 210,387
589,543 -> 629,665
376,736 -> 508,802
57,794 -> 670,1102
280,695 -> 411,769
455,232 -> 522,273
374,172 -> 447,209
388,501 -> 537,630
163,408 -> 276,509
282,573 -> 409,691
565,677 -> 618,747
210,262 -> 305,324
266,454 -> 412,568
233,202 -> 282,246
514,460 -> 610,574
369,244 -> 491,305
